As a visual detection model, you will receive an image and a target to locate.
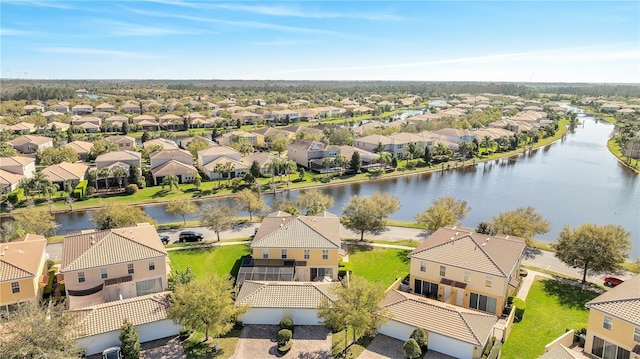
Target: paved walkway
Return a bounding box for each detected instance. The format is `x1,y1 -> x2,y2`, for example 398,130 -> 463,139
516,270 -> 552,300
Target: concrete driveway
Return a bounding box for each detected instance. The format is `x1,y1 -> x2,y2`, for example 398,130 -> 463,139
230,325 -> 332,359
357,334 -> 406,359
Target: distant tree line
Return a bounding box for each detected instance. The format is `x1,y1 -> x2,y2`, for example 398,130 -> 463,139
1,85 -> 76,101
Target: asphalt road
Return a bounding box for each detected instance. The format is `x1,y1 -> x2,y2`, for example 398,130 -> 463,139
46,224 -> 623,285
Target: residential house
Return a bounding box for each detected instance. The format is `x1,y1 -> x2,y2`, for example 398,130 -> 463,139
510,111 -> 548,123
231,111 -> 263,125
51,103 -> 70,113
8,122 -> 36,134
280,125 -> 323,140
95,151 -> 141,170
0,155 -> 36,179
120,101 -> 142,114
41,162 -> 89,187
241,152 -> 280,176
241,211 -> 341,285
23,104 -> 44,114
216,130 -> 264,147
71,105 -> 93,115
45,121 -> 70,133
72,116 -> 102,128
95,103 -> 116,113
408,226 -> 526,316
158,114 -> 184,131
252,127 -> 291,141
7,135 -> 54,154
144,138 -> 179,151
72,292 -> 179,356
179,136 -> 218,150
379,290 -> 499,359
287,140 -> 340,171
104,115 -> 129,129
64,140 -> 94,161
353,134 -> 406,158
584,275 -> 640,359
149,149 -> 197,185
471,128 -> 516,141
336,145 -> 379,168
0,234 -> 49,313
104,135 -> 136,151
60,223 -> 169,310
41,110 -> 65,121
132,115 -> 159,131
0,170 -> 24,194
431,128 -> 476,143
197,146 -> 246,180
217,97 -> 237,107
236,281 -> 339,325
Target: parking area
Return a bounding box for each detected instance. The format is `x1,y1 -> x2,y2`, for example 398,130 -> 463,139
357,334 -> 406,359
230,325 -> 331,359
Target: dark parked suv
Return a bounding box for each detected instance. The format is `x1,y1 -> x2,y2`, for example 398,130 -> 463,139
178,231 -> 204,243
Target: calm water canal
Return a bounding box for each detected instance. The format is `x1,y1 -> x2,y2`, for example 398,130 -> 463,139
52,107 -> 640,258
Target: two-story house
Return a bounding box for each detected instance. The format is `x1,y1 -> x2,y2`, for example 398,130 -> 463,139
584,275 -> 640,359
60,223 -> 168,310
95,150 -> 141,171
408,226 -> 526,317
71,104 -> 93,115
149,149 -> 197,185
0,156 -> 35,193
238,211 -> 341,286
64,140 -> 94,161
287,140 -> 340,170
104,135 -> 136,151
197,146 -> 247,180
7,135 -> 54,154
0,234 -> 48,314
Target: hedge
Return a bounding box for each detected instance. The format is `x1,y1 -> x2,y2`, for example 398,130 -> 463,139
8,188 -> 25,204
73,180 -> 88,199
512,298 -> 526,319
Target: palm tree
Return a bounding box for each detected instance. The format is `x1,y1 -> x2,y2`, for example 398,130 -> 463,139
213,163 -> 225,188
161,174 -> 180,191
406,142 -> 417,166
87,169 -> 99,190
268,158 -> 283,194
223,162 -> 235,186
42,181 -> 59,213
480,136 -> 494,155
98,168 -> 112,191
333,154 -> 349,175
111,167 -> 128,189
321,157 -> 335,175
378,151 -> 392,169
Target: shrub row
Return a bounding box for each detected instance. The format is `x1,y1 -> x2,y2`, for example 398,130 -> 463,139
73,180 -> 88,199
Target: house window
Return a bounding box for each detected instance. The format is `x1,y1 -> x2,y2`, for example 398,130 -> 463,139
304,250 -> 310,260
439,266 -> 446,277
603,316 -> 612,330
485,276 -> 493,287
414,279 -> 438,299
149,260 -> 155,271
420,261 -> 426,272
128,263 -> 134,274
322,250 -> 329,260
464,271 -> 471,282
634,327 -> 640,343
11,282 -> 20,294
469,293 -> 497,314
311,268 -> 332,280
78,272 -> 85,283
262,249 -> 269,259
591,336 -> 630,359
281,250 -> 287,259
135,278 -> 163,296
101,268 -> 108,279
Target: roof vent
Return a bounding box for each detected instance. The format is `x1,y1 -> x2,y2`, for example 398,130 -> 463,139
482,243 -> 486,247
0,252 -> 4,256
455,232 -> 459,236
486,237 -> 490,241
91,240 -> 96,245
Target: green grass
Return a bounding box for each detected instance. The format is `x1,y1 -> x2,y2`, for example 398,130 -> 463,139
331,327 -> 374,359
182,328 -> 241,359
47,235 -> 64,244
501,278 -> 599,359
347,246 -> 411,287
168,244 -> 251,279
608,137 -> 639,170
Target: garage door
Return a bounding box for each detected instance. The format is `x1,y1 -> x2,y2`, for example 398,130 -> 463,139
378,320 -> 415,341
293,309 -> 320,325
137,320 -> 180,343
241,308 -> 283,325
429,332 -> 473,359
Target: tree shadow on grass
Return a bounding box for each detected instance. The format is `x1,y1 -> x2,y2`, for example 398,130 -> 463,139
541,278 -> 599,309
396,249 -> 411,264
151,189 -> 171,198
346,242 -> 373,254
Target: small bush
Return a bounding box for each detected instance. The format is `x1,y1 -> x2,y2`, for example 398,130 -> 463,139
487,341 -> 502,359
402,338 -> 422,359
277,329 -> 292,344
483,336 -> 496,357
277,341 -> 292,355
279,317 -> 293,330
125,184 -> 138,195
86,186 -> 96,196
512,298 -> 526,319
410,328 -> 428,349
178,329 -> 192,341
8,188 -> 23,204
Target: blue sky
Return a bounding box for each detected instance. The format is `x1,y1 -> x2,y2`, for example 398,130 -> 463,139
1,1 -> 638,83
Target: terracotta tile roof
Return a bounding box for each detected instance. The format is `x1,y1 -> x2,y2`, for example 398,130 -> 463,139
0,156 -> 34,167
72,292 -> 172,338
8,135 -> 52,146
145,139 -> 180,150
381,290 -> 498,346
586,275 -> 640,325
61,223 -> 167,273
41,162 -> 88,182
104,135 -> 135,144
236,281 -> 339,308
151,160 -> 197,177
241,152 -> 278,168
197,145 -> 240,158
538,345 -> 580,359
64,140 -> 94,154
201,156 -> 246,171
409,226 -> 526,278
0,235 -> 47,282
95,150 -> 141,162
252,212 -> 341,249
0,169 -> 23,187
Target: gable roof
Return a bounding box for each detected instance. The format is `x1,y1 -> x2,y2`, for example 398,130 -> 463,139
149,149 -> 191,163
0,169 -> 23,188
151,160 -> 198,177
252,211 -> 341,249
0,235 -> 47,282
104,135 -> 135,144
145,138 -> 179,150
538,345 -> 581,359
409,226 -> 526,277
7,135 -> 52,146
586,275 -> 640,326
64,140 -> 94,154
41,162 -> 89,182
95,150 -> 141,162
236,281 -> 339,309
72,291 -> 171,338
381,290 -> 498,347
0,156 -> 34,168
61,223 -> 167,273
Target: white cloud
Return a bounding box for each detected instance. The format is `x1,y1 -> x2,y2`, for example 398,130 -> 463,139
2,0 -> 73,9
0,28 -> 39,36
249,39 -> 301,47
39,47 -> 168,59
95,21 -> 207,37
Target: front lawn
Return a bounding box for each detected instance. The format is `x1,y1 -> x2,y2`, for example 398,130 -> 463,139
501,278 -> 599,359
182,328 -> 241,359
168,244 -> 251,279
347,245 -> 411,288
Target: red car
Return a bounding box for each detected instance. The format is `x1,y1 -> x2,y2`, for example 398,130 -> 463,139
604,275 -> 626,287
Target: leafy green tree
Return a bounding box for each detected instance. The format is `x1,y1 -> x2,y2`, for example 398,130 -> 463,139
554,223 -> 631,283
98,167 -> 112,191
334,154 -> 350,175
422,145 -> 433,165
250,160 -> 262,178
0,143 -> 18,157
168,266 -> 195,290
141,131 -> 151,143
391,156 -> 398,169
342,192 -> 400,241
269,136 -> 289,156
200,203 -> 237,241
91,202 -> 156,230
121,121 -> 129,135
12,208 -> 58,236
119,319 -> 141,359
187,136 -> 210,158
167,275 -> 247,341
403,338 -> 422,359
128,165 -> 145,188
36,147 -> 78,165
410,328 -> 428,349
112,166 -> 128,189
489,206 -> 550,245
476,221 -> 497,235
165,198 -> 198,225
213,163 -> 225,188
234,189 -> 265,221
317,276 -> 387,344
270,197 -> 300,215
297,188 -> 334,215
0,302 -> 84,358
89,139 -> 117,160
193,173 -> 201,190
415,196 -> 470,231
161,174 -> 180,191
